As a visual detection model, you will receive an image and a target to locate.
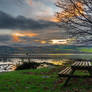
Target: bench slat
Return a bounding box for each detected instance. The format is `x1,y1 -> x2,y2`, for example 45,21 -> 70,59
85,62 -> 87,66
77,62 -> 79,66
88,62 -> 90,66
63,68 -> 71,74
87,62 -> 89,66
84,62 -> 86,66
59,67 -> 72,75
80,61 -> 82,66
72,62 -> 77,66
79,61 -> 82,66
82,62 -> 85,66
88,62 -> 91,66
59,67 -> 69,74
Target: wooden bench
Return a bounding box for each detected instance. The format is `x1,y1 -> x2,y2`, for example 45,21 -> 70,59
58,61 -> 92,86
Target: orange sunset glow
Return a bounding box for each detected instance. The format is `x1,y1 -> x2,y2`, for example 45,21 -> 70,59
40,40 -> 47,44
50,17 -> 60,23
12,32 -> 38,42
37,16 -> 60,23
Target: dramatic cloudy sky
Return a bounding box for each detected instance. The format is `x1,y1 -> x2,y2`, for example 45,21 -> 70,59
0,0 -> 71,46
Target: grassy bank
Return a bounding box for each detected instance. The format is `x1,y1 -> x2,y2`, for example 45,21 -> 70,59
0,67 -> 92,92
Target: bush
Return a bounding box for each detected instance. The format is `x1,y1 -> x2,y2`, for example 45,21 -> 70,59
16,62 -> 40,70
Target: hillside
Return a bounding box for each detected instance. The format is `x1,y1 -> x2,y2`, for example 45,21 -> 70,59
0,45 -> 92,54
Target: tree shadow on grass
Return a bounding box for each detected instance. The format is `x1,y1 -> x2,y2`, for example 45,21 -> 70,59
59,78 -> 92,92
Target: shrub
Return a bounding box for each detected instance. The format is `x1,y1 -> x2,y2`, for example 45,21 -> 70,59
16,62 -> 40,70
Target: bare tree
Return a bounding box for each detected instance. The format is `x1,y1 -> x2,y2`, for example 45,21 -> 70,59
56,0 -> 92,44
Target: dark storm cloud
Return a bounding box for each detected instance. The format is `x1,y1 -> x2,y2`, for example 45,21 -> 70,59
0,11 -> 58,30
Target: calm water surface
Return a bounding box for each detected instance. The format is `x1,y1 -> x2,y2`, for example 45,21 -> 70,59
0,53 -> 92,72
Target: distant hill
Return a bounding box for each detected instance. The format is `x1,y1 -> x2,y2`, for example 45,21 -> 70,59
0,45 -> 92,54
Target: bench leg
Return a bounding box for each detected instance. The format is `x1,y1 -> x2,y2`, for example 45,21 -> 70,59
63,70 -> 75,86
88,69 -> 92,75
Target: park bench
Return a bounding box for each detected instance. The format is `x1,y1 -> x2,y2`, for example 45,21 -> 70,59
58,61 -> 92,86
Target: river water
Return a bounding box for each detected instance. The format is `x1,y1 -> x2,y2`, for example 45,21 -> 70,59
0,53 -> 92,72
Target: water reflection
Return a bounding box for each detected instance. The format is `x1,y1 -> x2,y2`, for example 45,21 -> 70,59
1,53 -> 92,72
0,58 -> 69,72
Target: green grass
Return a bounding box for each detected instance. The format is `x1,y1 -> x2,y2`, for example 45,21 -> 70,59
0,67 -> 92,92
79,48 -> 92,53
55,47 -> 92,53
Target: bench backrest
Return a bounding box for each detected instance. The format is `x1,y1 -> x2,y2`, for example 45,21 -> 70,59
72,61 -> 92,67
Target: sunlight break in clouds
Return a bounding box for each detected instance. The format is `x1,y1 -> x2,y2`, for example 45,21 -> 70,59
34,40 -> 47,44
34,38 -> 75,45
40,40 -> 47,44
49,38 -> 75,45
12,31 -> 38,42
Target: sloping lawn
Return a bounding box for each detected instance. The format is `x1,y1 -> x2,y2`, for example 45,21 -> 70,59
0,67 -> 92,92
79,48 -> 92,53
